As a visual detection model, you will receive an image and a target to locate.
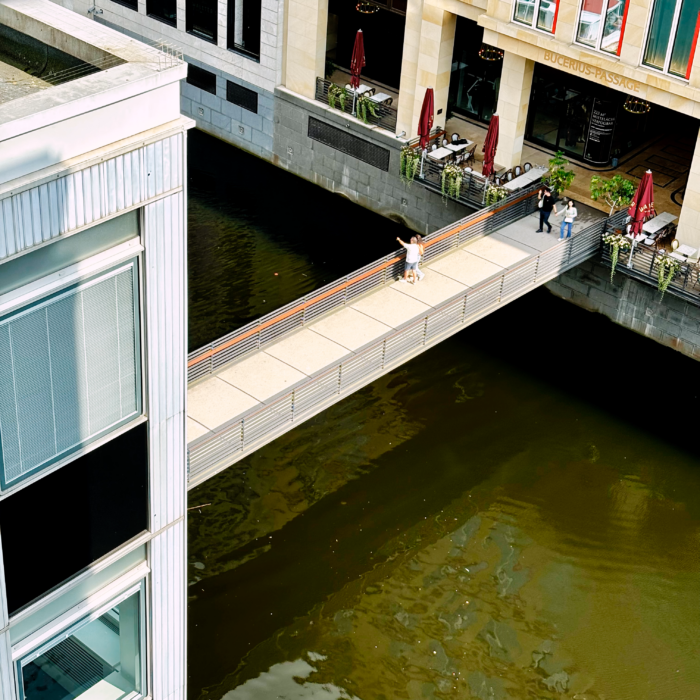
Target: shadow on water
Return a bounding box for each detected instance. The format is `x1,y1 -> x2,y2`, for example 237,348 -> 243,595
188,287 -> 700,700
187,130 -> 412,351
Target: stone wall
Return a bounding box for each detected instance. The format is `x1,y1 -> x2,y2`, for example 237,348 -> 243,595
546,260 -> 700,361
270,88 -> 473,235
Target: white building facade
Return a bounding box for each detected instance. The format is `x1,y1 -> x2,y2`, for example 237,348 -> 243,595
52,0 -> 284,159
0,3 -> 190,700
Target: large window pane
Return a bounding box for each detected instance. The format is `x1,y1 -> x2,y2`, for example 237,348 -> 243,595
147,0 -> 177,26
537,0 -> 557,31
227,0 -> 262,59
19,589 -> 143,700
644,0 -> 676,69
514,0 -> 535,25
577,0 -> 603,48
669,0 -> 700,76
186,0 -> 218,42
601,0 -> 628,54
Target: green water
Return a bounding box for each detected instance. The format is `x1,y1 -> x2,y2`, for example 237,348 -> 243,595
187,133 -> 700,700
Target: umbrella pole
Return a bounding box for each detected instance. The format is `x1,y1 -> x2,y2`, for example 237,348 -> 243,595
628,237 -> 636,268
420,149 -> 426,179
352,90 -> 357,117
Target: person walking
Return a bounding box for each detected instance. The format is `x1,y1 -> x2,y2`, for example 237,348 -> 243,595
397,236 -> 421,284
415,234 -> 426,282
536,187 -> 558,233
558,200 -> 578,240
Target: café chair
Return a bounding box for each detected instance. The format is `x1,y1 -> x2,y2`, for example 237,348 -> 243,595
514,165 -> 522,177
523,162 -> 532,172
451,133 -> 460,142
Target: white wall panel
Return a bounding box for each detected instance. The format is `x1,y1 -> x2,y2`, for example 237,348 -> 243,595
144,186 -> 187,531
150,521 -> 186,700
0,134 -> 183,263
0,631 -> 14,700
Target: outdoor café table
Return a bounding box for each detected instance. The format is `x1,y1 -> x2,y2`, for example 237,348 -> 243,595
369,92 -> 392,104
503,168 -> 543,191
348,84 -> 373,96
427,147 -> 454,162
643,212 -> 678,234
445,141 -> 473,153
676,244 -> 697,257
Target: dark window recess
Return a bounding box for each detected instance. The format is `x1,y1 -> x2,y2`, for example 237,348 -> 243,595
186,0 -> 218,43
147,0 -> 177,26
226,81 -> 258,113
187,64 -> 217,94
227,0 -> 261,59
308,117 -> 390,171
111,0 -> 138,10
0,423 -> 149,614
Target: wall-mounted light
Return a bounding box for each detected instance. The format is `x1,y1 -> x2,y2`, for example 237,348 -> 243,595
623,96 -> 650,114
479,44 -> 503,61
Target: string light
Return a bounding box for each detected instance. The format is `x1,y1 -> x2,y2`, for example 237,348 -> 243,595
623,96 -> 651,114
479,44 -> 503,61
356,1 -> 380,13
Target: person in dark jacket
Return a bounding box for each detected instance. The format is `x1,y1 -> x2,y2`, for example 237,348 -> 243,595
537,187 -> 558,233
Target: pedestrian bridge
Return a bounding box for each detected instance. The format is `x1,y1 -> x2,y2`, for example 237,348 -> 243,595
186,186 -> 618,488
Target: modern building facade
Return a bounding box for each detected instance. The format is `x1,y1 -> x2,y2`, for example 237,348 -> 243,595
0,2 -> 190,700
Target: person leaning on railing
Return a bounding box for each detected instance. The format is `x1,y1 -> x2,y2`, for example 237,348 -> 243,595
396,236 -> 422,285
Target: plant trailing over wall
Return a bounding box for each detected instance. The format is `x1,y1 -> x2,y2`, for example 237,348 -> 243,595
356,94 -> 378,124
485,184 -> 509,205
602,230 -> 631,283
590,175 -> 637,216
328,84 -> 347,111
441,164 -> 463,201
656,253 -> 681,298
546,150 -> 576,195
400,146 -> 421,185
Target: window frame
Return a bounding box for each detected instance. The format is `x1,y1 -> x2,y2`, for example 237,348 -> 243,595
14,578 -> 148,700
641,0 -> 698,79
512,0 -> 561,35
574,0 -> 630,56
226,0 -> 262,61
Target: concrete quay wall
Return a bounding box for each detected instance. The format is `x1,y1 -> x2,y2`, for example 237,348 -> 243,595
546,261 -> 700,361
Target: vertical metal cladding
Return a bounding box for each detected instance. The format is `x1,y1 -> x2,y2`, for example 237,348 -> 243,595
150,521 -> 186,700
144,186 -> 187,531
0,135 -> 183,261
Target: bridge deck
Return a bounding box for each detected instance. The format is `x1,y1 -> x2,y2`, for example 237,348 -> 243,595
187,205 -> 604,455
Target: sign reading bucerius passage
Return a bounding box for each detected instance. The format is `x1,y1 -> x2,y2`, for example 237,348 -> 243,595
543,51 -> 641,93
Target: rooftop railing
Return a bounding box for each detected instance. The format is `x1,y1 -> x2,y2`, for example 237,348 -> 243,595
315,77 -> 398,133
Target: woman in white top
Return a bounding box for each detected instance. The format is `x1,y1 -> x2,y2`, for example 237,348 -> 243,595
397,236 -> 421,284
558,200 -> 578,240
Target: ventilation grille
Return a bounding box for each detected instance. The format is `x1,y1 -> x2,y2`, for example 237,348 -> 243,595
226,81 -> 258,113
41,637 -> 110,694
308,117 -> 390,171
0,262 -> 140,488
187,64 -> 216,95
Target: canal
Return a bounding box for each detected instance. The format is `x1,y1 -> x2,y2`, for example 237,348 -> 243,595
187,133 -> 700,700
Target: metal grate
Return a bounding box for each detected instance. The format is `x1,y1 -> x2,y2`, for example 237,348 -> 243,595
308,117 -> 390,171
187,64 -> 216,94
226,81 -> 258,113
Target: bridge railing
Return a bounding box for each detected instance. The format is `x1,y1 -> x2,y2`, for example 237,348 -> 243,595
187,180 -> 544,383
187,210 -> 625,484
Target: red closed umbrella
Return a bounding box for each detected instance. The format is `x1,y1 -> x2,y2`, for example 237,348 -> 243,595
628,170 -> 656,237
482,114 -> 499,178
418,87 -> 434,150
350,30 -> 365,89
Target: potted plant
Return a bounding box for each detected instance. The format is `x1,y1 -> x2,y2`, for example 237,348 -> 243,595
356,93 -> 378,124
328,84 -> 347,111
485,184 -> 509,205
656,252 -> 682,298
400,146 -> 421,185
546,150 -> 575,197
590,174 -> 636,216
441,163 -> 463,200
602,230 -> 631,283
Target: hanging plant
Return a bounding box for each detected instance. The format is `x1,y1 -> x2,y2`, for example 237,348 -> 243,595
400,146 -> 421,185
441,164 -> 463,201
356,94 -> 378,124
602,231 -> 631,283
656,253 -> 681,298
485,184 -> 509,205
328,84 -> 347,111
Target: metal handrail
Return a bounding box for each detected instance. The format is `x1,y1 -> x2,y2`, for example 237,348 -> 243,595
314,77 -> 398,133
187,210 -> 621,484
187,180 -> 544,383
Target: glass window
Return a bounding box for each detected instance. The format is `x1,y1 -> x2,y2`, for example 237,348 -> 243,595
111,0 -> 137,10
147,0 -> 177,26
17,587 -> 144,700
577,0 -> 629,54
643,0 -> 700,77
227,0 -> 261,59
186,0 -> 218,42
513,0 -> 559,33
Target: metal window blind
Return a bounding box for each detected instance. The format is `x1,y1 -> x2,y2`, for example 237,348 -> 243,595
0,262 -> 140,488
308,116 -> 390,171
226,81 -> 258,113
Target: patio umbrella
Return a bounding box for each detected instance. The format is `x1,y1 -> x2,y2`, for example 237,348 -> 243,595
417,87 -> 434,177
350,29 -> 365,116
482,113 -> 499,178
627,169 -> 656,267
